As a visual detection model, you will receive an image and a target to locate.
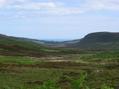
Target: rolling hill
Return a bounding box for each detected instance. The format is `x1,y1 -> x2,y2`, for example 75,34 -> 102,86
0,34 -> 79,57
0,34 -> 62,57
68,32 -> 119,50
0,32 -> 119,56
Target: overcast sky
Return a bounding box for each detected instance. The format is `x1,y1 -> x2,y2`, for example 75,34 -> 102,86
0,0 -> 119,40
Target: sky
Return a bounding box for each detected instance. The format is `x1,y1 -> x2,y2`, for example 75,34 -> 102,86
0,0 -> 119,40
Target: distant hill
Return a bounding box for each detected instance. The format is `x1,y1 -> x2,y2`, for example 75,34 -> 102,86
0,34 -> 78,57
80,32 -> 119,43
68,32 -> 119,50
0,34 -> 46,56
0,34 -> 64,57
0,32 -> 119,56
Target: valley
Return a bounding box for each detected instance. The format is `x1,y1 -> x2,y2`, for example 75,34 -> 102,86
0,32 -> 119,89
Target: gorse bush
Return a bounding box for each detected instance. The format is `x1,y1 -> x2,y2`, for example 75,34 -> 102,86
101,84 -> 114,89
71,72 -> 88,89
2,73 -> 114,89
39,80 -> 60,89
37,73 -> 114,89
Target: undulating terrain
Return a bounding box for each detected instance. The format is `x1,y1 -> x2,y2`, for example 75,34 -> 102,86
0,32 -> 119,89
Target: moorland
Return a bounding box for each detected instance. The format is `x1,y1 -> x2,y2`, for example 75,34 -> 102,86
0,32 -> 119,89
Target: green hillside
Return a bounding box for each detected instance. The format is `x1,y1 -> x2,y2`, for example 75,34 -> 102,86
68,32 -> 119,50
0,34 -> 57,57
0,33 -> 119,89
0,34 -> 78,57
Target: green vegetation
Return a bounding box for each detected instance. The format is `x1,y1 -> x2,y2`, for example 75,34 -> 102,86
0,51 -> 118,89
80,51 -> 119,62
0,33 -> 119,89
101,84 -> 114,89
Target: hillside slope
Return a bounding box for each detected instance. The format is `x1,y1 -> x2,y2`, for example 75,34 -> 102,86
69,32 -> 119,50
0,32 -> 119,55
0,34 -> 59,57
0,34 -> 78,57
